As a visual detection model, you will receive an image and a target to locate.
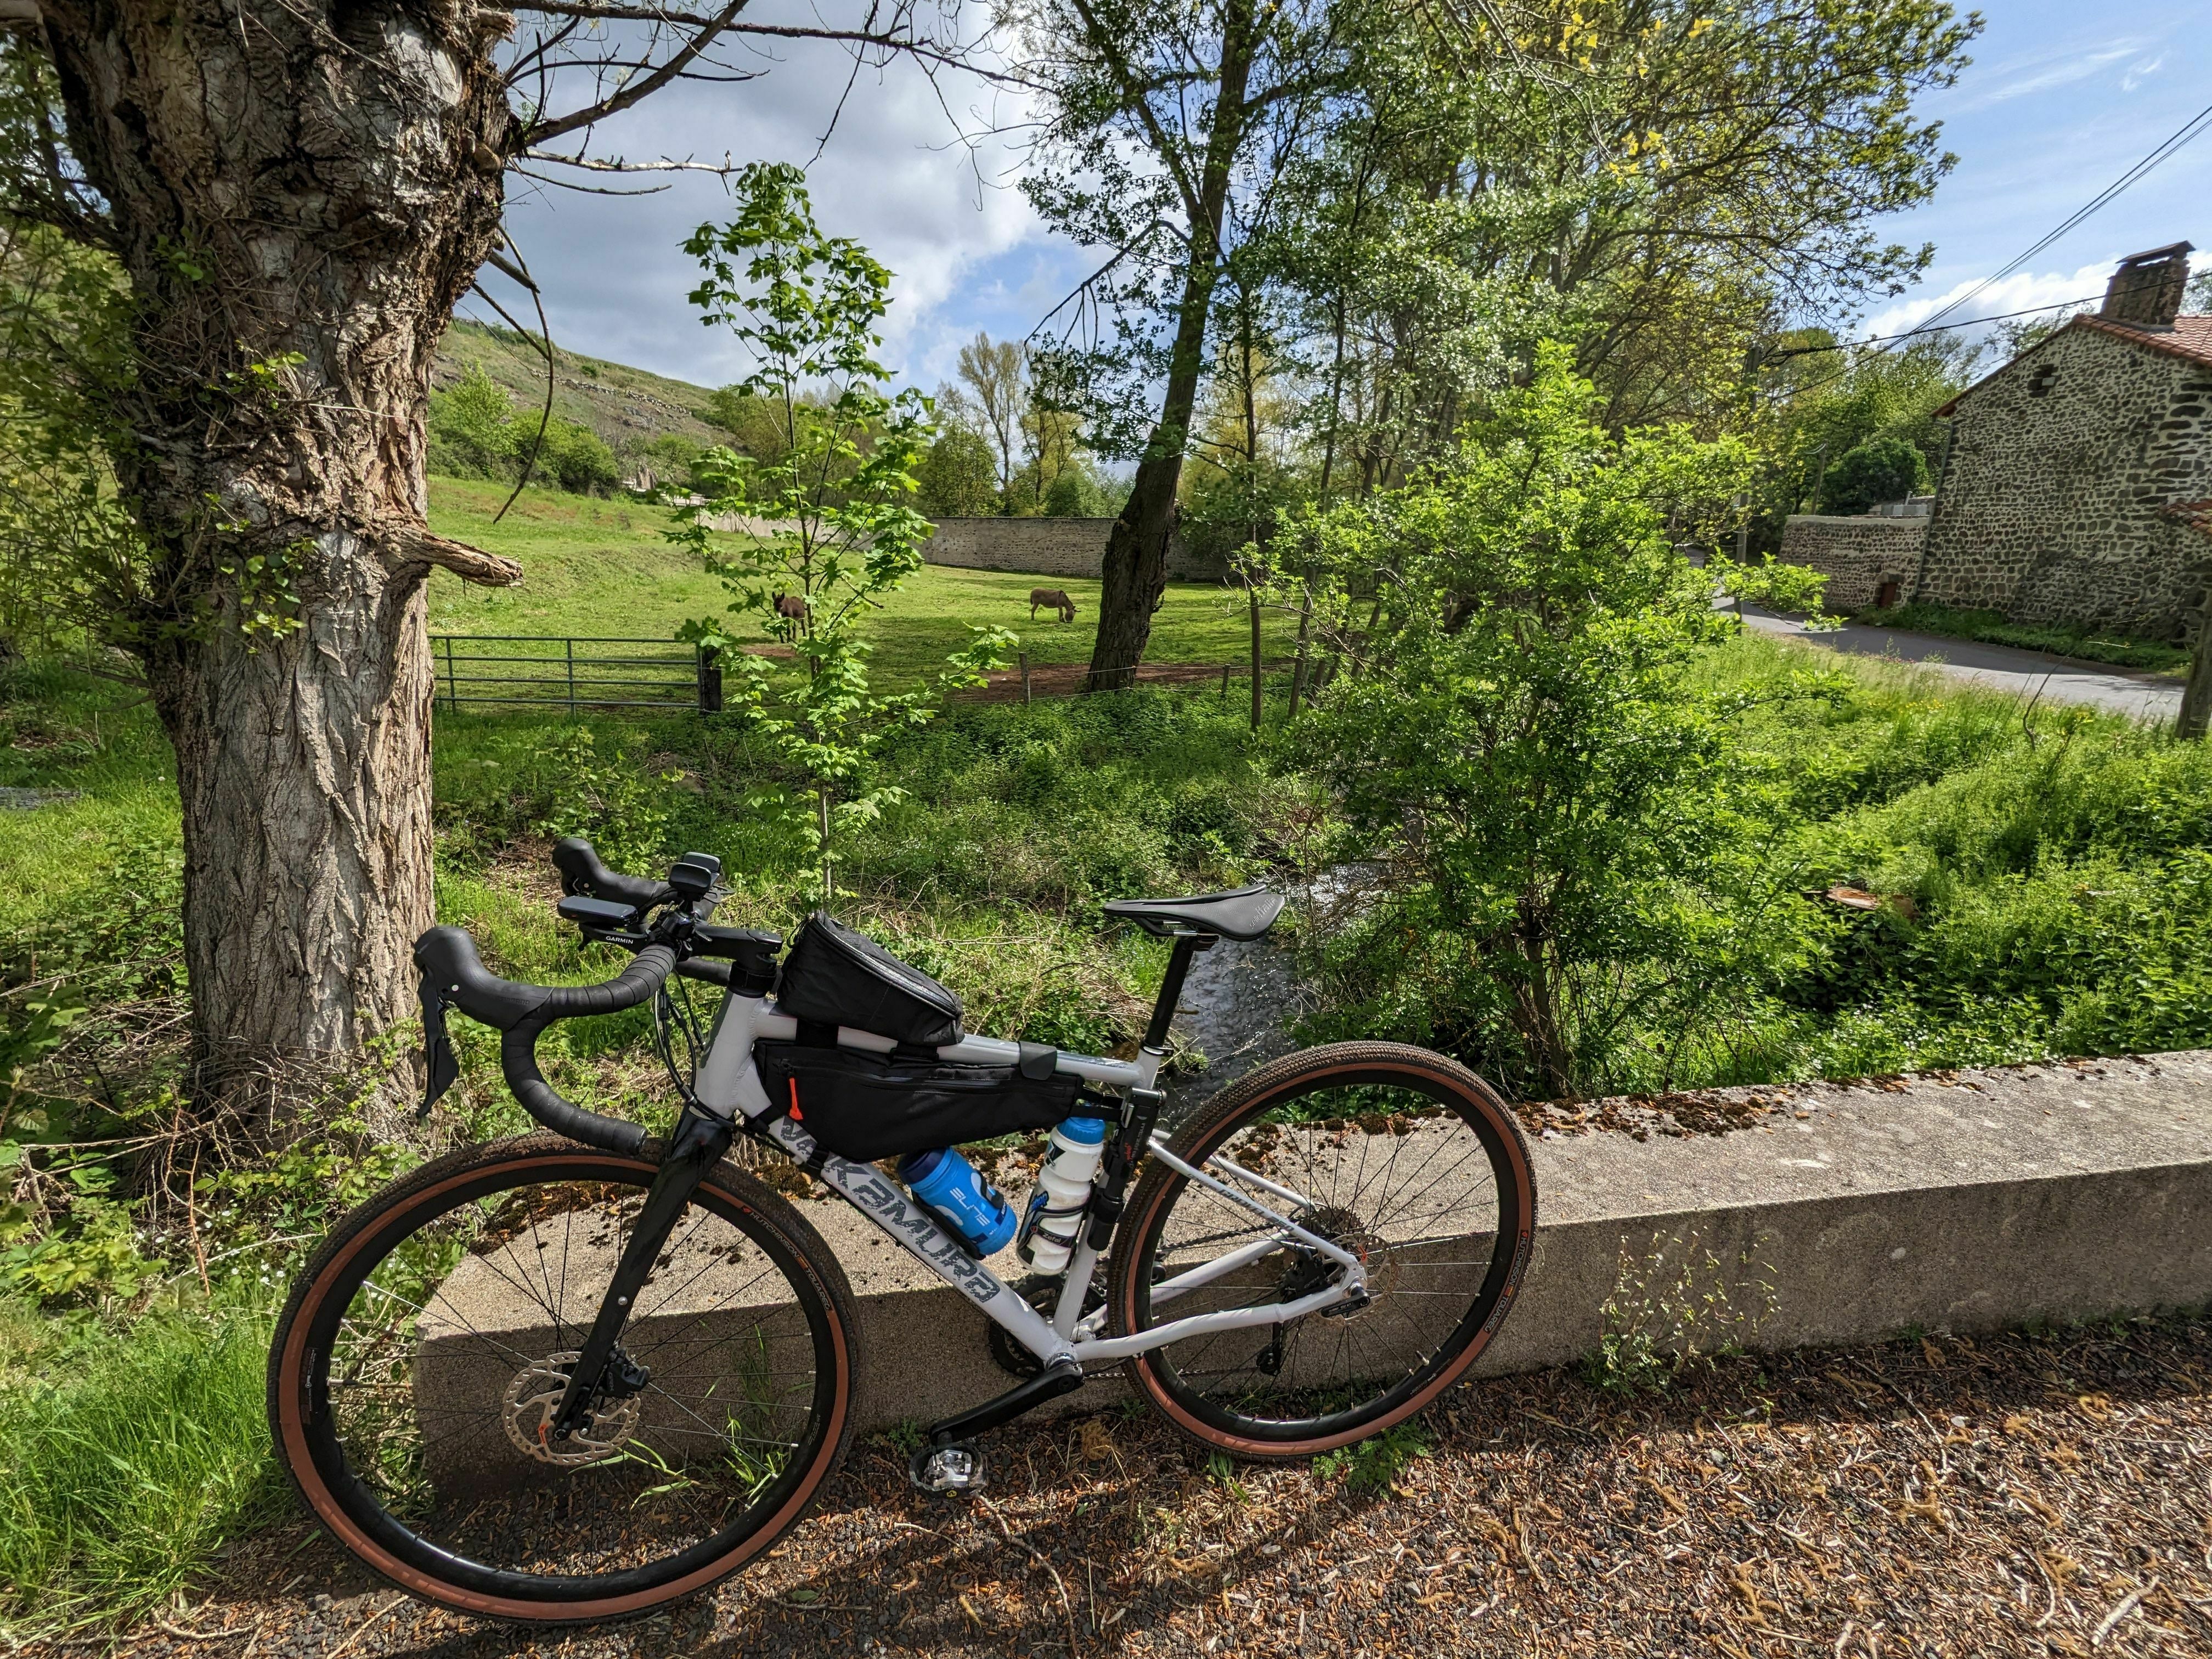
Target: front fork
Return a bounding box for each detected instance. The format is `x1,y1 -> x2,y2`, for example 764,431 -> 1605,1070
548,1102 -> 734,1441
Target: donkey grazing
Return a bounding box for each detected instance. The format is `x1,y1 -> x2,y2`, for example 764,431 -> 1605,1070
1030,588 -> 1077,624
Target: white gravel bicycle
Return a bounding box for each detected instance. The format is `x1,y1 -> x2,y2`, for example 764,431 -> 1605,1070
269,838 -> 1536,1624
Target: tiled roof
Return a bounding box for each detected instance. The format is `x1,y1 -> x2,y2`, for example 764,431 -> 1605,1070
2073,312 -> 2212,370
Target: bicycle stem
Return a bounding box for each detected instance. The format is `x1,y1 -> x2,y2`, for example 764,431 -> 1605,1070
548,1101 -> 735,1441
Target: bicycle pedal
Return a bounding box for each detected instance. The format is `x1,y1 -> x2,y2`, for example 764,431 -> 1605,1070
909,1440 -> 986,1496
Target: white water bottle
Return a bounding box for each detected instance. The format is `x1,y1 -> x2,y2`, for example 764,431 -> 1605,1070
1017,1116 -> 1108,1273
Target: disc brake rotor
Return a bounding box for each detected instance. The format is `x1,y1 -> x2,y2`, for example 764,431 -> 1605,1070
502,1351 -> 641,1466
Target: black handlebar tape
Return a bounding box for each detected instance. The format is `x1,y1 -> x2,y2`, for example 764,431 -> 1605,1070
540,944 -> 678,1018
493,945 -> 676,1156
499,1024 -> 650,1157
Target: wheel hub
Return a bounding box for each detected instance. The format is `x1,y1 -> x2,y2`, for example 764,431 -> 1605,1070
1287,1204 -> 1392,1320
502,1351 -> 641,1466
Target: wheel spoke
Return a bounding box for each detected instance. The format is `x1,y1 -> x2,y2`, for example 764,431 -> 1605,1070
279,1156 -> 847,1608
1125,1059 -> 1529,1444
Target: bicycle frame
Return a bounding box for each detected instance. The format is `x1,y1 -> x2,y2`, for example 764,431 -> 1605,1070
690,982 -> 1369,1372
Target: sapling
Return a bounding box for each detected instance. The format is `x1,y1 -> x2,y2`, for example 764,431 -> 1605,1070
670,165 -> 1011,904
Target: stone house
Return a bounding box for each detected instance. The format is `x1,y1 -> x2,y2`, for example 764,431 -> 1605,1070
1914,243 -> 2212,640
1778,243 -> 2212,636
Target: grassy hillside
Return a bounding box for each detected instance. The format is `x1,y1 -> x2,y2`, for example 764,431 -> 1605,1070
432,319 -> 725,454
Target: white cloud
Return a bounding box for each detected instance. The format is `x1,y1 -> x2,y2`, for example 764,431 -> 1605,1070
480,24 -> 1055,392
1970,43 -> 2138,107
1859,260 -> 2118,345
2121,53 -> 2167,93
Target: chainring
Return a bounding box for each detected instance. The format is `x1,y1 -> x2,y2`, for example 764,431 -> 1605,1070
501,1351 -> 641,1466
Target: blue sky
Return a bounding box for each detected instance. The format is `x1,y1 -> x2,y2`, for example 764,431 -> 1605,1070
482,3 -> 2212,394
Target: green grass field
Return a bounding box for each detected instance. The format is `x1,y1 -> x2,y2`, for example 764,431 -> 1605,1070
424,476 -> 1296,685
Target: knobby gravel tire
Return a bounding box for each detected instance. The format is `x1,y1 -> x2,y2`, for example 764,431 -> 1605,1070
267,1132 -> 859,1625
1109,1041 -> 1535,1460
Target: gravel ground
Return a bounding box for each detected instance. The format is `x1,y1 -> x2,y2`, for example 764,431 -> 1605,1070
46,1314 -> 2212,1659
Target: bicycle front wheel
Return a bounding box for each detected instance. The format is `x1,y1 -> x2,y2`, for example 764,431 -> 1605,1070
269,1133 -> 857,1624
1109,1042 -> 1534,1458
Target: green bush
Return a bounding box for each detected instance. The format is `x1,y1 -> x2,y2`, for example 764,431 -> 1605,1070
1818,435 -> 1928,515
525,416 -> 622,495
426,364 -> 517,479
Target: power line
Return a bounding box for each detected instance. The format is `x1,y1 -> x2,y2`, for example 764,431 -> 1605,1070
1767,291 -> 2107,360
1911,97 -> 2212,338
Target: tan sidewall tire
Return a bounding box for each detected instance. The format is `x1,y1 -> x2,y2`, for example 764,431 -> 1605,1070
1110,1042 -> 1535,1460
267,1133 -> 859,1624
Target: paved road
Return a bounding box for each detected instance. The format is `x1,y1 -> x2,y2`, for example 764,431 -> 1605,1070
1736,606 -> 2185,721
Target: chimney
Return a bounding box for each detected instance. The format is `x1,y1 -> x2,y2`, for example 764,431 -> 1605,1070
2100,242 -> 2193,331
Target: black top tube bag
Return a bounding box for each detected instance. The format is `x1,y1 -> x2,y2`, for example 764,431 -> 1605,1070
775,912 -> 965,1046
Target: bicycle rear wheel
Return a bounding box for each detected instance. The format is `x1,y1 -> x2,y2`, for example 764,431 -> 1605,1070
1109,1042 -> 1534,1458
269,1133 -> 856,1624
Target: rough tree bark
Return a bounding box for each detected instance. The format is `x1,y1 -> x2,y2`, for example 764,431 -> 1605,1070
32,0 -> 522,1113
1083,0 -> 1254,692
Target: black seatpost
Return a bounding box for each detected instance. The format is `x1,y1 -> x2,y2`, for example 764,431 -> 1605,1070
1141,930 -> 1213,1053
549,1102 -> 733,1441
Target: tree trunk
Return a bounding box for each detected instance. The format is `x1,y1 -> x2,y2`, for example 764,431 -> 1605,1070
1084,0 -> 1255,692
37,0 -> 522,1117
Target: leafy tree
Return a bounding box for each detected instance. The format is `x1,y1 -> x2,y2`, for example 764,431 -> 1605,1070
1819,435 -> 1929,516
1757,334 -> 1974,520
425,368 -> 517,480
916,427 -> 1001,516
0,214 -> 144,652
952,333 -> 1028,501
527,417 -> 621,496
1295,344 -> 1797,1098
4,0 -> 968,1116
1043,465 -> 1109,517
1262,0 -> 1977,487
1005,0 -> 1352,688
670,165 -> 1009,904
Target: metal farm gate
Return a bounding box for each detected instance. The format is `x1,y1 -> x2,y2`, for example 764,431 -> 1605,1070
430,635 -> 723,714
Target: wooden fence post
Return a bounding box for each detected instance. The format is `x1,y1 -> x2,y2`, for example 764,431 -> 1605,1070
696,644 -> 723,715
1220,662 -> 1231,698
1020,651 -> 1031,706
2181,601 -> 2212,741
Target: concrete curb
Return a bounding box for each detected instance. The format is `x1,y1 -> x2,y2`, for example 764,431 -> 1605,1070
833,1051 -> 2212,1431
422,1051 -> 2212,1445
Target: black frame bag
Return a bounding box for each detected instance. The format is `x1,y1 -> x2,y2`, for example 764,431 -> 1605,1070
755,1042 -> 1080,1161
775,912 -> 964,1046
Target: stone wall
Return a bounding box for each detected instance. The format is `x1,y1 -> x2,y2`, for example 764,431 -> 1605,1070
1779,515 -> 1929,611
1917,318 -> 2212,642
923,518 -> 1231,584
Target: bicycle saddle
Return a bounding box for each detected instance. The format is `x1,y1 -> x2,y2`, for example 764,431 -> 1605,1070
1101,885 -> 1283,941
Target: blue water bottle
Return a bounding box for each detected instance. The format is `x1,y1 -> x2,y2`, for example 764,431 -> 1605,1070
898,1147 -> 1018,1256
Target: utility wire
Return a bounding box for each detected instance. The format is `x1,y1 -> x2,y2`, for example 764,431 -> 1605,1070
1765,291 -> 2109,361
1910,96 -> 2212,338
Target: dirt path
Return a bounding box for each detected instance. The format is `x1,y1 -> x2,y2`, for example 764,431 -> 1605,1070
73,1316 -> 2212,1659
954,662 -> 1289,703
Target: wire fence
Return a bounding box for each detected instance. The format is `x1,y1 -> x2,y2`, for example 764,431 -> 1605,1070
426,635 -> 1296,716
430,636 -> 723,714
